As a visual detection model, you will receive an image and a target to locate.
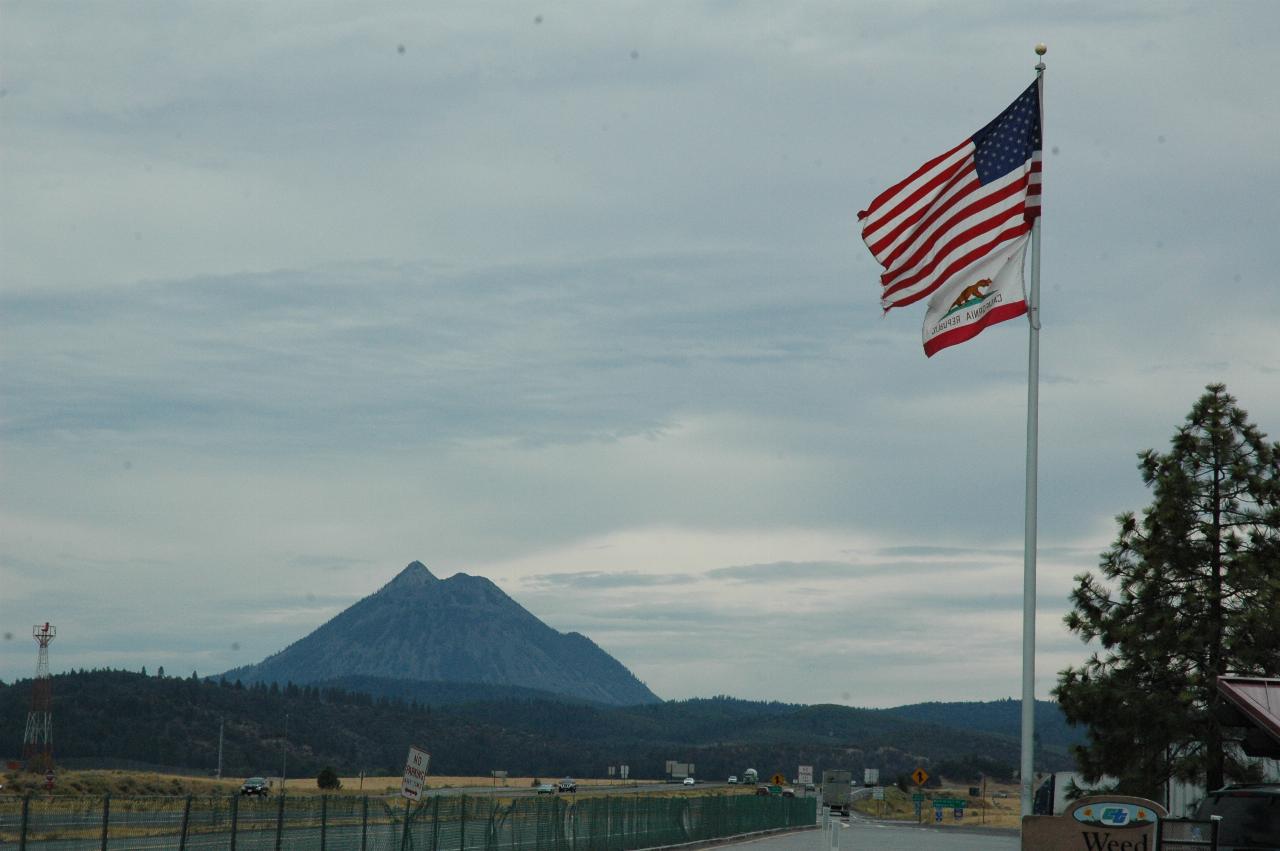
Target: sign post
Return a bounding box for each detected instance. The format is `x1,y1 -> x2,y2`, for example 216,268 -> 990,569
798,766 -> 813,787
400,746 -> 430,851
401,746 -> 430,801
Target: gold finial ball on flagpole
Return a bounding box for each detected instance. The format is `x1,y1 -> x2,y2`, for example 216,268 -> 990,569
1035,43 -> 1047,56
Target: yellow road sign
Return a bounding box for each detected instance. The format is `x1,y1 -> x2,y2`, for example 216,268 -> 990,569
911,768 -> 929,787
771,773 -> 786,786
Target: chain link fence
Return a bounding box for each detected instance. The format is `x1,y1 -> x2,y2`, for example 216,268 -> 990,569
0,791 -> 816,850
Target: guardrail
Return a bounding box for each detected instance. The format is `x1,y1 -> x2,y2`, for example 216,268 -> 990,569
0,791 -> 817,850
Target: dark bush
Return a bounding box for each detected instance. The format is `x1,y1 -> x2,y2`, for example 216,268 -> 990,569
317,767 -> 342,790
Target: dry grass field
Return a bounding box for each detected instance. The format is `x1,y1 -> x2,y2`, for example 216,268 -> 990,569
850,781 -> 1023,830
0,769 -> 682,799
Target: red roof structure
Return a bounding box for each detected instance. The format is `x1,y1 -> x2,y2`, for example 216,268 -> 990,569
1218,676 -> 1280,759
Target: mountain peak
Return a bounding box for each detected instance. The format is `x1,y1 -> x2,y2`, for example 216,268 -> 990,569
381,561 -> 438,592
222,560 -> 661,706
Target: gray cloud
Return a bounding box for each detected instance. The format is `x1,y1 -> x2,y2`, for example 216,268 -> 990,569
2,1 -> 1278,705
707,561 -> 860,582
524,571 -> 698,590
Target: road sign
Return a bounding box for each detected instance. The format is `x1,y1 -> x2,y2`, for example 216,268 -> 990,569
401,745 -> 430,800
620,765 -> 630,780
911,767 -> 929,786
798,765 -> 813,785
864,768 -> 879,785
953,808 -> 963,820
608,766 -> 616,777
912,793 -> 925,803
873,786 -> 885,801
932,798 -> 966,808
770,773 -> 786,786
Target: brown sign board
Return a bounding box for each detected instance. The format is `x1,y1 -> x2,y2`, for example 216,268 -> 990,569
1021,794 -> 1166,851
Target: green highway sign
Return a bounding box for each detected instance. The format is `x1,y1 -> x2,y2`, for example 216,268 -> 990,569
932,798 -> 966,808
912,793 -> 925,802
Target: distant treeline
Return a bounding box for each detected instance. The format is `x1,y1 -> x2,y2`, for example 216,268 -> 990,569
0,670 -> 1075,781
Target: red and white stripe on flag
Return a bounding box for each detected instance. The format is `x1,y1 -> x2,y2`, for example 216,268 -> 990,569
858,80 -> 1041,317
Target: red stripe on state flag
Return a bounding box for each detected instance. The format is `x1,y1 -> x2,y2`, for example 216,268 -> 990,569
923,300 -> 1028,357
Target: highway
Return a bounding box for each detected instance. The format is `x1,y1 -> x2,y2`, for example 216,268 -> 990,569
435,780 -> 727,798
727,817 -> 1019,851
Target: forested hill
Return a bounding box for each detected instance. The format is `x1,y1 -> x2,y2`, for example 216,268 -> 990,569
0,671 -> 1075,782
879,698 -> 1086,752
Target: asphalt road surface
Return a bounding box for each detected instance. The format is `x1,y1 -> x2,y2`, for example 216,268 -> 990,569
725,820 -> 1020,851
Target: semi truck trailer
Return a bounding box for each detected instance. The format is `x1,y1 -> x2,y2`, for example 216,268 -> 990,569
821,769 -> 852,815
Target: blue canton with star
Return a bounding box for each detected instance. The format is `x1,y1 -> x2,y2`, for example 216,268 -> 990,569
970,81 -> 1041,185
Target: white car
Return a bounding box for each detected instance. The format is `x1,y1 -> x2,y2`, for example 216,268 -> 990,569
683,777 -> 696,786
727,775 -> 738,784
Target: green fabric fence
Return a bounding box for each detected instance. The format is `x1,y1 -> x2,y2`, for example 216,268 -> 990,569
0,791 -> 816,850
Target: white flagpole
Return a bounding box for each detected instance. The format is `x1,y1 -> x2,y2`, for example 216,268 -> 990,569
1020,42 -> 1047,821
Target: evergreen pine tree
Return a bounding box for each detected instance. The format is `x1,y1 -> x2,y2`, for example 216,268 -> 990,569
1055,384 -> 1280,795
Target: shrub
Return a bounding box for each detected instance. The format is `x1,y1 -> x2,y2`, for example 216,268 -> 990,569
317,767 -> 342,790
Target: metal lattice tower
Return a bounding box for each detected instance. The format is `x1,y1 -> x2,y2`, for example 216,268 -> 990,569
22,622 -> 56,772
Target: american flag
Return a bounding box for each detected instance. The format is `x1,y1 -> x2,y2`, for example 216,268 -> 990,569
858,80 -> 1042,312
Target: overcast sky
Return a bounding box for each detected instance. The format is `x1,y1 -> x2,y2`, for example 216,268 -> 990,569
2,1 -> 1278,708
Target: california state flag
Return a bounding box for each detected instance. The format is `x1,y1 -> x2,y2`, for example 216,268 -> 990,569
922,234 -> 1029,357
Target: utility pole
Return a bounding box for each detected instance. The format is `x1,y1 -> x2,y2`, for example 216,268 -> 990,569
281,712 -> 289,791
216,717 -> 224,780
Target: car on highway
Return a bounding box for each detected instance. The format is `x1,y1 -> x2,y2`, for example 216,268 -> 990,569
558,777 -> 577,793
1192,784 -> 1280,851
240,777 -> 270,797
727,775 -> 738,784
536,783 -> 556,794
682,777 -> 696,786
755,786 -> 771,797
